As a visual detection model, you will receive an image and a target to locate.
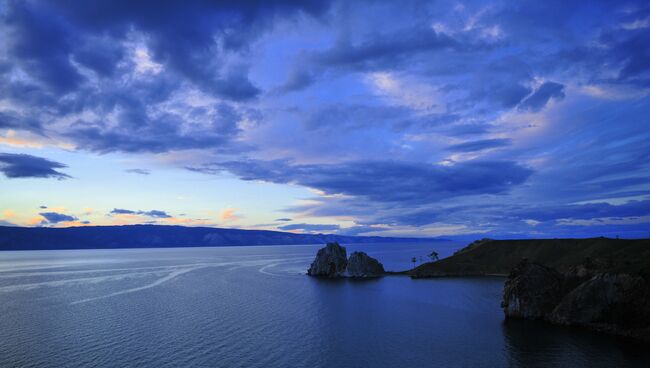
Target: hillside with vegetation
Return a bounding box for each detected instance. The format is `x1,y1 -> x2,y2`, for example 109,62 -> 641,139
410,237 -> 650,278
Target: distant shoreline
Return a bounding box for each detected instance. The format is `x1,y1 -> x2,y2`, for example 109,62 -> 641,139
0,224 -> 445,251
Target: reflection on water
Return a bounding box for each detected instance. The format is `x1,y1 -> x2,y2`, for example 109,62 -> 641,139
0,243 -> 649,368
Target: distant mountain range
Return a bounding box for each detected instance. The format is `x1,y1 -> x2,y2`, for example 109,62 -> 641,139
0,225 -> 442,251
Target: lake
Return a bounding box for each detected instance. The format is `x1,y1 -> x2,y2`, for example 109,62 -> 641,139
1,242 -> 649,367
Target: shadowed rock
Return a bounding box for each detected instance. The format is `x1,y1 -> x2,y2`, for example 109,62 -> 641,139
502,259 -> 650,342
550,274 -> 648,327
307,242 -> 348,278
501,259 -> 564,319
346,251 -> 385,278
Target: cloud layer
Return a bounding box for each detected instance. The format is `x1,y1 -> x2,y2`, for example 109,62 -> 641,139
1,0 -> 649,237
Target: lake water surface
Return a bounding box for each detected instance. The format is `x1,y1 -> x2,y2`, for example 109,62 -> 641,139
1,242 -> 649,367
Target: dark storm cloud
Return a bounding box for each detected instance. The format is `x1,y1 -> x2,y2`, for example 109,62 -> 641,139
5,1 -> 84,93
277,223 -> 340,232
3,0 -> 329,100
0,0 -> 330,153
0,153 -> 70,179
191,159 -> 533,204
39,212 -> 77,223
275,218 -> 292,222
109,208 -> 171,218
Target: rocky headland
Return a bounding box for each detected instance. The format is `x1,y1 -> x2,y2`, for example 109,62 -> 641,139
416,237 -> 650,342
307,238 -> 650,342
409,237 -> 650,278
502,259 -> 650,342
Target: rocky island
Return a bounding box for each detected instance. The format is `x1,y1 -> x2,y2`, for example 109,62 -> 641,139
307,242 -> 385,278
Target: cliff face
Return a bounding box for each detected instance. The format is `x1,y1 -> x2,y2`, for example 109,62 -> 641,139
307,243 -> 348,278
501,260 -> 564,319
407,237 -> 650,341
502,260 -> 650,342
307,244 -> 385,278
346,251 -> 385,278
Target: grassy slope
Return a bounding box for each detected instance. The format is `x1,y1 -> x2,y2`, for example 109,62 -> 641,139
410,237 -> 650,278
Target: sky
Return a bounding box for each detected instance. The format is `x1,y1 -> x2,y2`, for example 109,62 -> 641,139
0,0 -> 649,238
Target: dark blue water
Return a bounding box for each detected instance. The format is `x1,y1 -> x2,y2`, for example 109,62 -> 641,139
1,243 -> 649,367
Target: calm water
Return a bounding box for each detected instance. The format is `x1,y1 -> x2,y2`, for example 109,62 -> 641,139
1,242 -> 649,368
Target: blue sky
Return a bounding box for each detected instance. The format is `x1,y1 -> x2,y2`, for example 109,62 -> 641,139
0,0 -> 649,238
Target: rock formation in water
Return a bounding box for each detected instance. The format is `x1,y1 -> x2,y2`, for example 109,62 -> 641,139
307,244 -> 385,278
346,251 -> 385,278
307,242 -> 348,278
502,259 -> 650,342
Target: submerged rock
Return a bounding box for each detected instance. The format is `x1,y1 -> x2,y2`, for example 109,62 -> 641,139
307,242 -> 348,278
501,259 -> 564,319
346,251 -> 385,278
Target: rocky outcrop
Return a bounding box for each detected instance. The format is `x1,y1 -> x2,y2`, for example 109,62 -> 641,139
346,251 -> 385,278
307,242 -> 348,278
501,259 -> 565,319
307,244 -> 385,278
502,259 -> 650,342
549,274 -> 649,328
